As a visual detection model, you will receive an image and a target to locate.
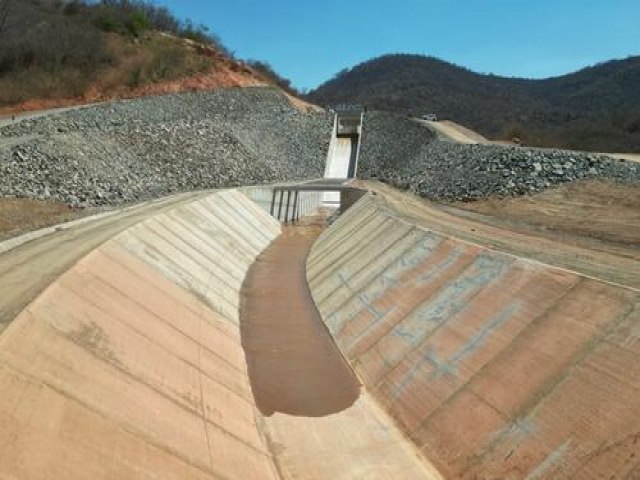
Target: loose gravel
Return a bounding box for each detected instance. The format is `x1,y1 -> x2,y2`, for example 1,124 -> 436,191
2,96 -> 638,208
359,112 -> 640,200
0,88 -> 331,207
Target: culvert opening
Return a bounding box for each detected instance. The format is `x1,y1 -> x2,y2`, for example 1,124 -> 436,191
239,214 -> 361,417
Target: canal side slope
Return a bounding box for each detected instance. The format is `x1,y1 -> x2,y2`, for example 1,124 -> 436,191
307,191 -> 640,479
0,190 -> 283,479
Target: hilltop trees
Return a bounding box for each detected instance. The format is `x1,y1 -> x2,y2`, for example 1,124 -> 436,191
0,0 -> 228,106
308,54 -> 640,152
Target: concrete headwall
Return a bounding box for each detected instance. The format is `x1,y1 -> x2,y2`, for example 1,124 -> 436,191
242,186 -> 322,222
307,193 -> 640,479
0,190 -> 282,479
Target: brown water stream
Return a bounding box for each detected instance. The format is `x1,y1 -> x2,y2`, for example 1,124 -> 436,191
240,217 -> 360,417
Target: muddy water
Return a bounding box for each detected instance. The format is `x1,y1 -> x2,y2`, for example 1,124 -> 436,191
240,217 -> 360,417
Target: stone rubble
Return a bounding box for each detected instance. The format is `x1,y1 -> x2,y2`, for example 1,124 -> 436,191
0,88 -> 331,207
358,112 -> 639,200
1,95 -> 638,208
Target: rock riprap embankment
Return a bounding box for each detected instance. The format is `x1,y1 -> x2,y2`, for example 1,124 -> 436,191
3,98 -> 638,207
0,88 -> 331,207
359,112 -> 640,200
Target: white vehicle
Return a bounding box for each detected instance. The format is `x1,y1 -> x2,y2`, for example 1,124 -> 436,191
421,113 -> 438,121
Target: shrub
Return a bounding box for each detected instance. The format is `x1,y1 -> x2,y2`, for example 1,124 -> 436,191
127,65 -> 143,88
248,60 -> 298,95
94,15 -> 123,33
63,1 -> 84,16
125,10 -> 149,38
0,0 -> 231,108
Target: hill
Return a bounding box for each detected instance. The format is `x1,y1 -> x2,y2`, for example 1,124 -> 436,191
0,0 -> 295,113
307,54 -> 640,152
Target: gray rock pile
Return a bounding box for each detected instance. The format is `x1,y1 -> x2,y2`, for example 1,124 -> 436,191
3,95 -> 638,208
0,88 -> 331,207
359,112 -> 640,200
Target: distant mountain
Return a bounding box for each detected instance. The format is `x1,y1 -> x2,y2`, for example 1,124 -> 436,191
307,54 -> 640,152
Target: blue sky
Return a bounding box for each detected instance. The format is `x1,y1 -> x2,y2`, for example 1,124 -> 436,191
162,0 -> 640,90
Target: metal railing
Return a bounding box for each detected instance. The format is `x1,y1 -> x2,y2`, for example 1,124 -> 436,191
269,182 -> 366,223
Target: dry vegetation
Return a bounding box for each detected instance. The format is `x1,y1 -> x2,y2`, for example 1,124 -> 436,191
0,0 -> 274,111
96,34 -> 214,90
0,32 -> 218,108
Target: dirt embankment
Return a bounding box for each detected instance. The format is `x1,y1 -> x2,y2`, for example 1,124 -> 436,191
450,180 -> 640,249
0,66 -> 263,116
0,36 -> 263,116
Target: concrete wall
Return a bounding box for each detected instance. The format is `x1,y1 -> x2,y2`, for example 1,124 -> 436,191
0,190 -> 282,479
307,193 -> 640,479
323,115 -> 339,179
242,186 -> 322,222
323,114 -> 361,206
339,188 -> 367,214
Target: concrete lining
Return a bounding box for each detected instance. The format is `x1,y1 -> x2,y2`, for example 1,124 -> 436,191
242,186 -> 323,225
307,192 -> 640,479
0,188 -> 441,479
3,182 -> 637,477
0,190 -> 282,479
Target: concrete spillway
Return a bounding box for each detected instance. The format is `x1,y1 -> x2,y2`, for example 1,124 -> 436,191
323,137 -> 359,206
322,108 -> 362,206
324,137 -> 358,179
0,189 -> 437,479
0,186 -> 638,478
240,216 -> 436,478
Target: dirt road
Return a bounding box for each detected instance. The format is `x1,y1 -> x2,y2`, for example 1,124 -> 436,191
605,152 -> 640,163
419,119 -> 489,144
419,119 -> 640,161
0,104 -> 99,128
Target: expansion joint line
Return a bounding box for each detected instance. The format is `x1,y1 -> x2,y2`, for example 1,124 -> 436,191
197,274 -> 216,473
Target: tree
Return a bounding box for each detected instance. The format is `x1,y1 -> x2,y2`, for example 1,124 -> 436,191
126,10 -> 149,37
0,0 -> 11,35
246,60 -> 298,95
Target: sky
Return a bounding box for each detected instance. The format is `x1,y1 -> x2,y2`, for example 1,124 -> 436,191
162,0 -> 640,90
